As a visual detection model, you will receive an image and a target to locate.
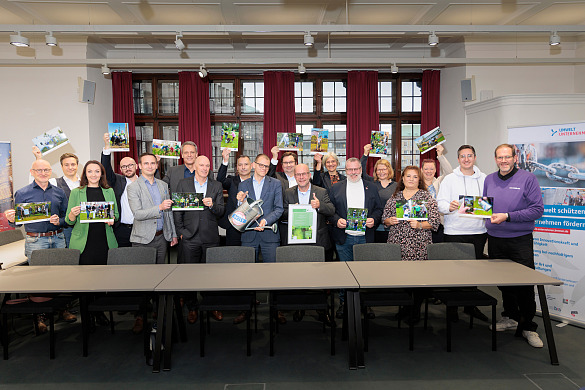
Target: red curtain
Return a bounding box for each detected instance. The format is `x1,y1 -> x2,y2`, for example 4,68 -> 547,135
347,71 -> 379,174
263,71 -> 296,170
421,70 -> 441,171
112,72 -> 138,169
179,71 -> 212,168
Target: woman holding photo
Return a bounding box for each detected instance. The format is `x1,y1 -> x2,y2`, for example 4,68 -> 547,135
313,152 -> 346,191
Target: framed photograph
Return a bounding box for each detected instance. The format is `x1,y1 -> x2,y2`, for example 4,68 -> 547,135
277,132 -> 303,151
221,123 -> 240,151
80,202 -> 115,223
370,130 -> 391,157
107,123 -> 130,152
287,205 -> 317,244
32,127 -> 70,156
172,192 -> 204,211
396,199 -> 428,220
310,128 -> 328,154
458,196 -> 494,218
414,126 -> 446,154
152,139 -> 181,159
345,207 -> 368,234
14,202 -> 51,225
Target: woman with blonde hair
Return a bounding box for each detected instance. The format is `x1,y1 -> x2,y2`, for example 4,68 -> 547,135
313,152 -> 346,191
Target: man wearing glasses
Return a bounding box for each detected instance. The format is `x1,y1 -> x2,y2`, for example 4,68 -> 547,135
102,133 -> 138,247
484,143 -> 544,348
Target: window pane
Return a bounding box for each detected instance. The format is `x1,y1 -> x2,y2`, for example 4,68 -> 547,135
301,82 -> 313,96
413,98 -> 422,112
241,122 -> 263,158
402,97 -> 413,112
256,98 -> 264,113
323,97 -> 334,113
241,81 -> 264,114
335,97 -> 346,112
294,82 -> 301,95
133,81 -> 153,114
380,81 -> 392,96
323,82 -> 334,96
135,124 -> 153,154
209,81 -> 235,114
242,83 -> 255,97
402,82 -> 413,95
243,98 -> 256,113
255,83 -> 264,98
295,98 -> 301,112
158,81 -> 179,115
301,98 -> 312,113
335,82 -> 346,97
380,97 -> 392,112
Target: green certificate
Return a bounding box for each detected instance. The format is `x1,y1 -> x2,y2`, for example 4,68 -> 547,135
288,204 -> 317,244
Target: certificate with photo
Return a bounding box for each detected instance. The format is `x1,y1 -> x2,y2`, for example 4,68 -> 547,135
310,128 -> 328,154
172,192 -> 204,211
396,199 -> 428,220
107,123 -> 130,152
370,130 -> 391,157
80,202 -> 115,223
152,139 -> 181,159
277,132 -> 303,151
32,127 -> 70,156
221,123 -> 239,151
414,126 -> 446,154
14,202 -> 51,225
345,207 -> 368,234
287,205 -> 317,244
458,196 -> 494,218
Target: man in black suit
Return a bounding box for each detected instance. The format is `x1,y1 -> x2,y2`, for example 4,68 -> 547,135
216,147 -> 252,246
268,146 -> 298,244
174,155 -> 225,323
162,141 -> 198,193
328,157 -> 383,318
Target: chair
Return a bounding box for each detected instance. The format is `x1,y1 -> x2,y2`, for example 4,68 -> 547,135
353,243 -> 414,352
0,229 -> 24,246
83,247 -> 156,360
198,246 -> 256,357
270,245 -> 334,356
426,242 -> 497,352
1,248 -> 80,360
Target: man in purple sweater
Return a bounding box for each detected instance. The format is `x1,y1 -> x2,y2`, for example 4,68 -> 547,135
483,143 -> 544,348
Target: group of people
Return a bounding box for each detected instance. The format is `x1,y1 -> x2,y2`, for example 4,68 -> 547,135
6,137 -> 544,349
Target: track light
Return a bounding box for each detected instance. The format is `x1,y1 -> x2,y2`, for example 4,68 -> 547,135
391,63 -> 398,74
101,65 -> 111,75
175,33 -> 185,51
428,32 -> 439,47
549,32 -> 560,46
198,64 -> 207,78
45,32 -> 57,47
304,32 -> 314,47
10,32 -> 29,47
298,63 -> 306,74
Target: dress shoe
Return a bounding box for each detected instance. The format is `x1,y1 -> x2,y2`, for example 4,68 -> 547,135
59,310 -> 77,323
95,312 -> 110,326
293,310 -> 305,322
277,311 -> 287,324
187,310 -> 198,324
132,316 -> 144,335
335,306 -> 345,319
233,311 -> 248,325
464,306 -> 489,322
211,310 -> 223,321
35,316 -> 48,335
366,307 -> 375,319
317,310 -> 334,327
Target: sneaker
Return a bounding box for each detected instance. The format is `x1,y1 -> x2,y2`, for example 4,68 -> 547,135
522,330 -> 544,348
489,316 -> 518,332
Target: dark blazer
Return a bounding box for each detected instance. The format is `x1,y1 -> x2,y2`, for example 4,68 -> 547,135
216,162 -> 244,230
328,180 -> 383,245
283,184 -> 335,250
173,178 -> 225,244
237,176 -> 283,244
101,151 -> 129,228
313,169 -> 346,192
163,164 -> 192,193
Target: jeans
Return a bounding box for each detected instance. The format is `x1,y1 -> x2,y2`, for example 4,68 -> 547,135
63,226 -> 73,248
335,234 -> 366,303
24,232 -> 66,259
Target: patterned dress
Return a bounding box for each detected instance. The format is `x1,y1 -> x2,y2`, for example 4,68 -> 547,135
382,190 -> 440,260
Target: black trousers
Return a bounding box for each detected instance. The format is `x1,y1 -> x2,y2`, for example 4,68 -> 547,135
114,223 -> 132,248
225,226 -> 242,247
488,233 -> 538,333
444,233 -> 488,259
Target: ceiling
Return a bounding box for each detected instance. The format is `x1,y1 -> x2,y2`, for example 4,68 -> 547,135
1,0 -> 585,71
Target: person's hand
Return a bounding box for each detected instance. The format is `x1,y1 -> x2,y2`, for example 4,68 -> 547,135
363,143 -> 372,156
202,197 -> 213,208
237,191 -> 248,203
32,146 -> 42,160
254,219 -> 267,231
436,144 -> 444,156
383,216 -> 398,227
222,147 -> 231,163
310,193 -> 320,209
49,214 -> 60,225
314,153 -> 322,163
103,132 -> 110,149
408,219 -> 420,229
4,209 -> 16,223
337,218 -> 347,229
170,237 -> 179,247
155,155 -> 161,163
491,213 -> 508,224
271,145 -> 279,160
159,199 -> 173,211
365,217 -> 375,228
449,200 -> 460,212
70,206 -> 81,217
106,220 -> 114,226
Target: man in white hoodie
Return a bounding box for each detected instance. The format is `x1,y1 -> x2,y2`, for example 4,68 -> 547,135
437,144 -> 489,322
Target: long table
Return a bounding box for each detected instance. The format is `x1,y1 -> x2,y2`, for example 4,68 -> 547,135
345,259 -> 563,367
0,240 -> 27,270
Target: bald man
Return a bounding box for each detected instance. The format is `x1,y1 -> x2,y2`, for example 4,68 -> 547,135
101,132 -> 138,247
174,155 -> 225,323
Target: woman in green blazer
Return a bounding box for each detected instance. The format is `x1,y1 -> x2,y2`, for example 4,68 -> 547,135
66,160 -> 119,265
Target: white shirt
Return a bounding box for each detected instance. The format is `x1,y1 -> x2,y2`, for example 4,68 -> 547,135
119,177 -> 135,225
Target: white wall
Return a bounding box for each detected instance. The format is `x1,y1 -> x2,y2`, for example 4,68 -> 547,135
87,67 -> 113,163
439,66 -> 467,168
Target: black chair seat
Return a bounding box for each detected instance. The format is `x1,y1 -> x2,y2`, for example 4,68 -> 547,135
88,295 -> 151,312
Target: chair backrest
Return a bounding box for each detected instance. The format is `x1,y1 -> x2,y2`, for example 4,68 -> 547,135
206,246 -> 256,264
427,242 -> 476,260
276,245 -> 325,263
29,248 -> 80,265
353,243 -> 402,261
0,229 -> 24,246
107,247 -> 157,265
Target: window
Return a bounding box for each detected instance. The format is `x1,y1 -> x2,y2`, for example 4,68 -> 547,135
241,81 -> 264,114
133,80 -> 153,115
400,122 -> 421,168
210,81 -> 235,114
401,80 -> 422,112
158,80 -> 179,115
294,82 -> 315,113
322,81 -> 346,113
378,81 -> 394,113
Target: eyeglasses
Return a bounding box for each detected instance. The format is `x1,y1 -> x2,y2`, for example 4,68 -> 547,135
376,168 -> 388,172
255,162 -> 270,169
282,161 -> 295,165
459,154 -> 475,159
120,164 -> 135,170
295,172 -> 310,177
32,168 -> 51,174
346,168 -> 361,173
496,156 -> 514,161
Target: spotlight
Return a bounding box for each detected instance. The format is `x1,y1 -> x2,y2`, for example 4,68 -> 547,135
10,32 -> 29,47
391,63 -> 398,74
549,32 -> 560,46
45,32 -> 57,47
175,33 -> 185,51
428,32 -> 439,47
304,32 -> 314,47
298,63 -> 306,74
198,64 -> 207,78
101,65 -> 111,75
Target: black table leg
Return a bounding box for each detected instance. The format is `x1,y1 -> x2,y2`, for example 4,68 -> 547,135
537,285 -> 559,365
351,291 -> 365,368
163,293 -> 174,371
152,294 -> 166,373
80,294 -> 89,357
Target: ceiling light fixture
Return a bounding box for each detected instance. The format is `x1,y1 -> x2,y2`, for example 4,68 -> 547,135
198,64 -> 207,78
101,65 -> 111,75
298,63 -> 306,74
428,32 -> 439,47
391,63 -> 398,74
175,33 -> 185,51
549,31 -> 560,46
10,32 -> 29,47
45,32 -> 57,47
304,32 -> 314,47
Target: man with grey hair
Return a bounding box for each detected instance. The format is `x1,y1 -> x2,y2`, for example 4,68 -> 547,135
162,141 -> 198,193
